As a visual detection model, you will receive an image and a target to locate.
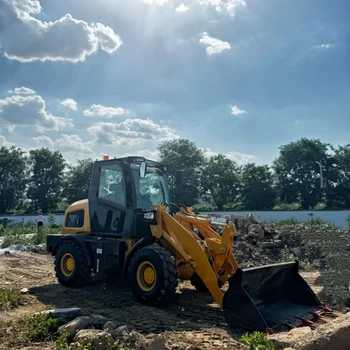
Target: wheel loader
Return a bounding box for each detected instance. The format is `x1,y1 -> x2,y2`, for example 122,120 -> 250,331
46,156 -> 328,332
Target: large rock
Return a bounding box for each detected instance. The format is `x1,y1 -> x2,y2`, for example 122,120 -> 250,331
269,313 -> 350,350
111,325 -> 129,340
149,334 -> 171,350
73,329 -> 114,350
90,314 -> 108,328
35,308 -> 82,323
103,320 -> 118,332
58,316 -> 92,337
294,312 -> 350,350
268,327 -> 313,349
248,224 -> 265,240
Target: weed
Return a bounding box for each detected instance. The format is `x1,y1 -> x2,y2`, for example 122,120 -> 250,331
0,287 -> 23,310
278,245 -> 314,271
56,332 -> 70,350
240,331 -> 275,350
272,217 -> 299,227
24,313 -> 61,342
0,222 -> 61,248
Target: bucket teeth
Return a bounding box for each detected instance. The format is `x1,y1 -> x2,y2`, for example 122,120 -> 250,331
296,317 -> 314,326
323,306 -> 333,313
309,311 -> 324,318
265,328 -> 274,335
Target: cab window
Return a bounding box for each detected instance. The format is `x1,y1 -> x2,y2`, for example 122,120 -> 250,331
98,164 -> 126,207
65,210 -> 84,228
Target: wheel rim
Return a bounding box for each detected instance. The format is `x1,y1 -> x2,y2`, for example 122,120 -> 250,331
136,261 -> 157,292
60,253 -> 75,277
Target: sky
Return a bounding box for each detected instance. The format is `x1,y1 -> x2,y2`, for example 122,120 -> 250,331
0,0 -> 349,165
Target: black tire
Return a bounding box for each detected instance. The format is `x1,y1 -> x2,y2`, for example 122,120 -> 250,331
128,246 -> 178,305
54,240 -> 91,287
190,273 -> 224,292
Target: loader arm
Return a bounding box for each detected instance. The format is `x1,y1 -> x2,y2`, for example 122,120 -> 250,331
150,205 -> 323,332
150,205 -> 238,307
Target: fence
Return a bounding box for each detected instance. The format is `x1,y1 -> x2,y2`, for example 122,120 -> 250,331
1,210 -> 350,229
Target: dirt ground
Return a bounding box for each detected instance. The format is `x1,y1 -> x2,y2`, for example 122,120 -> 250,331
0,252 -> 338,350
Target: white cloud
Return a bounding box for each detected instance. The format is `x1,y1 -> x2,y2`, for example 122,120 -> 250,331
175,4 -> 190,12
198,0 -> 246,17
314,43 -> 333,50
0,0 -> 122,63
61,98 -> 78,111
0,135 -> 13,147
83,104 -> 129,118
87,118 -> 179,147
199,32 -> 231,55
122,149 -> 160,161
230,105 -> 247,116
202,147 -> 255,165
0,90 -> 73,132
10,87 -> 36,95
34,134 -> 94,155
226,151 -> 255,164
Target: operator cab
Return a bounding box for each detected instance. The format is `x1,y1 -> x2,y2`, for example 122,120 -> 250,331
88,156 -> 171,239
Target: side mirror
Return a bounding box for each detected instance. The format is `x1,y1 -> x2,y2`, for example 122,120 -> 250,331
175,170 -> 183,185
140,161 -> 147,178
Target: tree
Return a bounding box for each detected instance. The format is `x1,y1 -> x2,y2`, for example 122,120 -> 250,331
157,138 -> 205,206
272,138 -> 334,209
328,145 -> 350,208
27,148 -> 66,213
63,158 -> 94,204
0,146 -> 27,213
240,163 -> 277,210
200,154 -> 240,210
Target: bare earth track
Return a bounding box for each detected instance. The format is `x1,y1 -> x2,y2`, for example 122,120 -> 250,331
0,252 -> 343,349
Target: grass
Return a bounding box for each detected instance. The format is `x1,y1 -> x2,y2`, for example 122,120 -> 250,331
0,220 -> 61,249
0,287 -> 23,310
270,216 -> 336,229
240,331 -> 275,350
24,313 -> 62,342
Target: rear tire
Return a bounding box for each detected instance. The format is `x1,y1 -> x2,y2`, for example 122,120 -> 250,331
54,240 -> 91,287
129,246 -> 178,305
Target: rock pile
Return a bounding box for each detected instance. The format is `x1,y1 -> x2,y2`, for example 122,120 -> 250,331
38,308 -> 350,350
210,213 -> 350,308
42,308 -> 239,350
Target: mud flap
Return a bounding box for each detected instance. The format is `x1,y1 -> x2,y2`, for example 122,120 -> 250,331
222,261 -> 321,331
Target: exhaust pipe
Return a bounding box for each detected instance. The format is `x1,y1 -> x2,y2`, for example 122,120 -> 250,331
222,261 -> 321,331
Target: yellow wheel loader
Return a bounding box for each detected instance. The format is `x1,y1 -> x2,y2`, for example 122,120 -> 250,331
47,156 -> 328,332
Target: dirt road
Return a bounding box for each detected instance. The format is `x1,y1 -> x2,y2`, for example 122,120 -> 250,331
0,252 -> 248,349
0,252 -> 339,349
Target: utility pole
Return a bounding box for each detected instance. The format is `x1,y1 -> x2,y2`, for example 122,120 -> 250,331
315,161 -> 324,188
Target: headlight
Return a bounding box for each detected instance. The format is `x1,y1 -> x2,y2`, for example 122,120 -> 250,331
144,212 -> 155,220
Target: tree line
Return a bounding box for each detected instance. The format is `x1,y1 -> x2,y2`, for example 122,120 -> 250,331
1,137 -> 350,214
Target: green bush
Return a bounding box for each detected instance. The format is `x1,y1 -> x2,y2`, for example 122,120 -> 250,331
0,287 -> 23,310
0,222 -> 61,248
24,313 -> 61,342
240,331 -> 275,350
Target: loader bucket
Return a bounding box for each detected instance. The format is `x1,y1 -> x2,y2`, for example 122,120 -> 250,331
222,261 -> 321,332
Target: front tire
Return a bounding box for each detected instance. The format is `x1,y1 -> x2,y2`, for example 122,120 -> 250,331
129,246 -> 178,305
54,240 -> 91,287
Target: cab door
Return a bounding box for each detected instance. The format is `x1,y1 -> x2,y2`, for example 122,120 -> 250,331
88,160 -> 127,235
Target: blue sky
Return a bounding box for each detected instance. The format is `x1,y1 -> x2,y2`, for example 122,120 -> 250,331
0,0 -> 349,165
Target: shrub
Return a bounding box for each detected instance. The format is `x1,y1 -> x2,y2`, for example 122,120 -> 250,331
24,313 -> 61,342
240,331 -> 275,350
0,287 -> 23,310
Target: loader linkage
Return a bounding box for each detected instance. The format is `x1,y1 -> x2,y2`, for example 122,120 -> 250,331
151,205 -> 326,332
